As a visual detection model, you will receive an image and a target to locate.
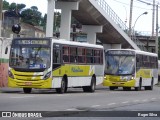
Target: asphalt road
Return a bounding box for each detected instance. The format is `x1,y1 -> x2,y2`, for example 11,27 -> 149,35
0,85 -> 160,119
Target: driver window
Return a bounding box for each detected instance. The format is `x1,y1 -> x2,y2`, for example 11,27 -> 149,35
53,49 -> 61,63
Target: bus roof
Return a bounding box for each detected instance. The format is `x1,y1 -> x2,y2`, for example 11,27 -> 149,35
52,38 -> 103,49
106,49 -> 157,57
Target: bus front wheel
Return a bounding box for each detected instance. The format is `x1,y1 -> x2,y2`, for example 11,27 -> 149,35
23,88 -> 32,93
123,87 -> 131,91
109,87 -> 118,90
56,78 -> 67,94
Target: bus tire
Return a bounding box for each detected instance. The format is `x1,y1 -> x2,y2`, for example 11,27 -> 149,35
83,86 -> 89,92
56,77 -> 67,94
135,79 -> 142,91
23,88 -> 32,93
109,87 -> 116,90
123,87 -> 131,91
83,77 -> 96,93
145,78 -> 154,90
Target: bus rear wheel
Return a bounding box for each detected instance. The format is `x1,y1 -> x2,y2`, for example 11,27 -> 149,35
23,88 -> 32,93
83,77 -> 96,93
145,78 -> 154,90
135,79 -> 142,91
56,78 -> 67,94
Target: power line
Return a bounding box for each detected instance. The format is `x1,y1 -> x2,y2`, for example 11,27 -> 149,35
112,0 -> 153,10
137,0 -> 160,6
144,0 -> 159,4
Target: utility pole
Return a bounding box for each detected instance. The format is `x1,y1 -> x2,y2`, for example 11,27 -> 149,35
0,0 -> 3,37
155,4 -> 158,55
128,0 -> 133,38
152,0 -> 155,36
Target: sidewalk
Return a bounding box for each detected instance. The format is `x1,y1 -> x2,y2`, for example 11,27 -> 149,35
0,87 -> 22,93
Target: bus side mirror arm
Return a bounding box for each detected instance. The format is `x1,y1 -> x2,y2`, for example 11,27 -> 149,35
5,47 -> 8,54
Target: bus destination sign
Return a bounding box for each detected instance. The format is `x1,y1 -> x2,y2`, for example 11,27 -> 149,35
15,40 -> 49,45
107,50 -> 135,55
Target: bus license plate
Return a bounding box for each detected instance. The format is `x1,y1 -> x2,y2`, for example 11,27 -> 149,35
25,82 -> 32,85
115,82 -> 121,85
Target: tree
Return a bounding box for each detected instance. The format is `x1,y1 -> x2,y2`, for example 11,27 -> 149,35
21,6 -> 42,26
41,14 -> 47,31
3,0 -> 9,10
54,12 -> 61,32
158,37 -> 160,59
9,3 -> 26,12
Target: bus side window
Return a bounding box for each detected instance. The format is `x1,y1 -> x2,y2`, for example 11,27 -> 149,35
70,47 -> 77,63
86,49 -> 93,64
62,46 -> 69,63
77,48 -> 86,63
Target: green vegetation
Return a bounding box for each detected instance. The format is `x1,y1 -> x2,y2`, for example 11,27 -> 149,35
2,0 -> 81,32
3,0 -> 46,30
158,37 -> 160,60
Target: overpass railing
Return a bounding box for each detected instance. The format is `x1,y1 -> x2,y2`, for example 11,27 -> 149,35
95,0 -> 128,32
95,0 -> 147,51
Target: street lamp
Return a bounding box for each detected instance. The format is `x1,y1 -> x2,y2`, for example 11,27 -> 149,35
132,11 -> 148,35
131,11 -> 148,50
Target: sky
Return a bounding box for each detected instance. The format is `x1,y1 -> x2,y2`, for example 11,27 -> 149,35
6,0 -> 160,34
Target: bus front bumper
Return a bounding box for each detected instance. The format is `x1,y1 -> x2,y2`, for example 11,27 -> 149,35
8,77 -> 52,89
103,80 -> 136,87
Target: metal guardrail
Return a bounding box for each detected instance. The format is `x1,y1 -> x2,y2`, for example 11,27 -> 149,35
95,0 -> 148,51
95,0 -> 128,32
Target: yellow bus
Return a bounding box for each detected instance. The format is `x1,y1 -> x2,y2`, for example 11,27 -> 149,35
103,49 -> 158,91
8,38 -> 104,93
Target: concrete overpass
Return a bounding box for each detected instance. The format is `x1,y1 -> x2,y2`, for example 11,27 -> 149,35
46,0 -> 140,50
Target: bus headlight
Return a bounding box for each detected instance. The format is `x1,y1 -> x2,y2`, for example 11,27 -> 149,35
8,70 -> 14,79
131,76 -> 134,80
43,71 -> 51,80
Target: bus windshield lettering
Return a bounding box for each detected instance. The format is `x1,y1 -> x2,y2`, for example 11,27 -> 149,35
15,40 -> 49,45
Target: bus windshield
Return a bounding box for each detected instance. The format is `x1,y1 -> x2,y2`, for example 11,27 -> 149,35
9,46 -> 50,70
105,54 -> 135,75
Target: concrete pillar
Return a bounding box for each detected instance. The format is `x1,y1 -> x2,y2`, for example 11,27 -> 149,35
0,21 -> 2,37
82,25 -> 102,44
56,2 -> 79,40
112,44 -> 121,49
46,0 -> 55,37
103,44 -> 121,52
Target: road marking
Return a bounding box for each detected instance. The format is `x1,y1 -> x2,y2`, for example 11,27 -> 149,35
10,96 -> 34,99
66,108 -> 78,111
109,92 -> 121,94
142,99 -> 148,102
108,103 -> 116,106
91,105 -> 100,108
122,101 -> 129,104
151,98 -> 156,100
55,94 -> 70,97
133,100 -> 140,102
